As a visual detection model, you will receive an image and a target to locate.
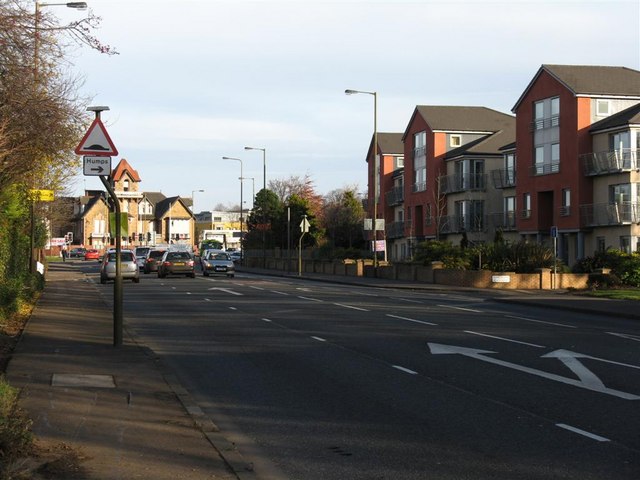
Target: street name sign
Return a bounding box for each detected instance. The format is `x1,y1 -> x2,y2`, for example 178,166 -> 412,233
84,156 -> 112,176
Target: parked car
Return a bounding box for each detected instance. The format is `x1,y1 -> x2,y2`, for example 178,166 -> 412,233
84,249 -> 100,261
100,249 -> 140,284
229,251 -> 242,264
201,250 -> 235,278
143,249 -> 167,274
157,251 -> 195,278
68,247 -> 87,258
134,246 -> 151,270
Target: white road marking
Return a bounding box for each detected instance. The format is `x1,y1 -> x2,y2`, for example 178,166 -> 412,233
556,424 -> 610,442
311,336 -> 326,342
262,318 -> 272,323
334,303 -> 369,312
386,314 -> 437,326
505,315 -> 576,328
229,307 -> 237,311
542,349 -> 640,371
397,298 -> 423,304
428,343 -> 640,400
607,332 -> 640,343
464,330 -> 546,348
249,286 -> 265,291
438,304 -> 482,313
204,298 -> 212,302
271,290 -> 289,295
298,296 -> 323,302
393,365 -> 418,375
208,287 -> 242,296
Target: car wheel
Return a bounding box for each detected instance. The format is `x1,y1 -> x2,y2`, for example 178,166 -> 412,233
189,272 -> 196,278
133,277 -> 140,283
227,274 -> 234,278
203,270 -> 209,277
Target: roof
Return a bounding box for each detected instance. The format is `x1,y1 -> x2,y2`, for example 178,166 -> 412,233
377,132 -> 404,154
154,196 -> 194,220
402,105 -> 514,141
79,195 -> 108,219
445,123 -> 516,160
513,64 -> 640,112
111,158 -> 141,182
589,102 -> 640,133
142,191 -> 167,205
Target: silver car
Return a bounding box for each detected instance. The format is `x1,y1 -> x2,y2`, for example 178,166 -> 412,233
100,249 -> 140,284
201,250 -> 235,278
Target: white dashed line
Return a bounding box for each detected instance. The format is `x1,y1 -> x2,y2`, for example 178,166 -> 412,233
311,336 -> 326,342
464,330 -> 546,348
386,314 -> 437,326
556,424 -> 610,442
438,304 -> 482,313
298,296 -> 323,302
334,303 -> 369,312
262,318 -> 272,323
505,315 -> 577,328
393,365 -> 418,375
271,290 -> 289,295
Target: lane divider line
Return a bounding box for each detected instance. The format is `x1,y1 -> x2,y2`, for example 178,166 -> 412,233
556,424 -> 610,442
438,304 -> 482,313
392,365 -> 418,375
505,315 -> 577,329
386,314 -> 437,326
464,330 -> 546,348
333,303 -> 369,312
311,336 -> 326,342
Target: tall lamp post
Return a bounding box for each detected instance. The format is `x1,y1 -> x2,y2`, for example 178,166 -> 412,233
222,157 -> 243,255
345,88 -> 378,268
191,189 -> 204,247
244,146 -> 267,267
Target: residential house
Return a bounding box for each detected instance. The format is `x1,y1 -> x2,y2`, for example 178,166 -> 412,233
512,64 -> 640,265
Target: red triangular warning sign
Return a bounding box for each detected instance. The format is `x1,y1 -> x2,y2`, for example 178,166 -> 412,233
75,117 -> 118,156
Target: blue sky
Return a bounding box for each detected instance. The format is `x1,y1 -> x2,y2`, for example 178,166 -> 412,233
62,0 -> 640,213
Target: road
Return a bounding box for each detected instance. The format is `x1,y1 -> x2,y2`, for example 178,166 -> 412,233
85,263 -> 640,480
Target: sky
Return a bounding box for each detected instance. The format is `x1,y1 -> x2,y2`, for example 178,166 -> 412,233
59,0 -> 640,213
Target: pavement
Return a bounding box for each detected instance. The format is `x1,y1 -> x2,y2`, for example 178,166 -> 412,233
6,262 -> 639,479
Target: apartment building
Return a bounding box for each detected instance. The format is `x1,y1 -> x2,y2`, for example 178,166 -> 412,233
362,64 -> 640,267
513,65 -> 640,265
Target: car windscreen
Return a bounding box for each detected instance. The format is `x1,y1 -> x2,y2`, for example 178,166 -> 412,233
107,252 -> 134,262
167,252 -> 191,260
210,253 -> 230,260
149,250 -> 166,259
135,248 -> 150,257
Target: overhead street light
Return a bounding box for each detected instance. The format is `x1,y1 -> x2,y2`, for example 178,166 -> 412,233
244,146 -> 266,193
223,157 -> 244,257
345,88 -> 379,268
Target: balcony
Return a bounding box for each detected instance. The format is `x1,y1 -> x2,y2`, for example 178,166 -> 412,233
489,212 -> 517,231
412,146 -> 426,159
529,161 -> 560,176
385,186 -> 404,207
439,214 -> 487,234
580,202 -> 640,227
582,148 -> 639,176
440,173 -> 486,194
386,221 -> 406,239
529,115 -> 560,132
491,168 -> 516,189
412,181 -> 426,193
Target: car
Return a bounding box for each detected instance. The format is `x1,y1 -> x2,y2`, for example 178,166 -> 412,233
228,251 -> 242,264
157,251 -> 195,278
201,250 -> 235,278
68,247 -> 87,258
99,249 -> 140,284
134,246 -> 151,270
143,249 -> 167,274
84,249 -> 100,261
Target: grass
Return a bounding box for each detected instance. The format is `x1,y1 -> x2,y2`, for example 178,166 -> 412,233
584,288 -> 640,300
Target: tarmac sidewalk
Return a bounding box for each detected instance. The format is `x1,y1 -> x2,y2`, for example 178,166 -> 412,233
6,262 -> 256,480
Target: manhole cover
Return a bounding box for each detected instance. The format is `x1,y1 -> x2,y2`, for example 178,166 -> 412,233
51,374 -> 116,388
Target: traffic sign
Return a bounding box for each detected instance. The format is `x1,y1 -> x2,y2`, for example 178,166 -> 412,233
29,189 -> 54,202
83,156 -> 112,176
75,117 -> 118,156
300,216 -> 310,233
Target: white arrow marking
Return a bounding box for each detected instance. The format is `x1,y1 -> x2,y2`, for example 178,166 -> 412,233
607,331 -> 640,343
542,349 -> 640,370
541,350 -> 605,389
428,343 -> 640,400
207,287 -> 242,296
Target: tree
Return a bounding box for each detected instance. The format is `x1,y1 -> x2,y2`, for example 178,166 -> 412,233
322,187 -> 365,249
245,189 -> 282,249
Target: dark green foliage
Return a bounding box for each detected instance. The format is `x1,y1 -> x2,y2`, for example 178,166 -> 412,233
573,249 -> 640,287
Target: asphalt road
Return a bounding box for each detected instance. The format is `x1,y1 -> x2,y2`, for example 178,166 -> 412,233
84,262 -> 640,480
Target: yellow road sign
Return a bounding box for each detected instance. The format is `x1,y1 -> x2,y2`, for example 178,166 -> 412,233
29,189 -> 55,202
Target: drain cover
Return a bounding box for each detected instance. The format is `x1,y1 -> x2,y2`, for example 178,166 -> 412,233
51,374 -> 115,388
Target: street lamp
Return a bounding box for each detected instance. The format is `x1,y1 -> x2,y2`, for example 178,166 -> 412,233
242,177 -> 255,209
35,2 -> 88,76
244,146 -> 266,193
222,157 -> 243,254
191,189 -> 204,213
345,88 -> 378,268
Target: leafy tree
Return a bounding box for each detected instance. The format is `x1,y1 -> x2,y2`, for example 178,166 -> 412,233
323,187 -> 365,249
245,189 -> 283,249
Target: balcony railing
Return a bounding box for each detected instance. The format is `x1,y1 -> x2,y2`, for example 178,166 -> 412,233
489,212 -> 517,231
385,186 -> 404,206
582,149 -> 639,176
580,202 -> 640,227
412,146 -> 426,159
386,221 -> 406,239
529,115 -> 560,132
491,168 -> 516,189
412,181 -> 426,193
440,173 -> 486,194
439,214 -> 487,234
530,161 -> 560,176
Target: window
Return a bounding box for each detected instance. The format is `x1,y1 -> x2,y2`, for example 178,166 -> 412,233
561,188 -> 570,216
450,135 -> 461,147
504,153 -> 516,185
396,156 -> 404,168
522,193 -> 531,218
455,159 -> 484,190
596,99 -> 610,117
413,156 -> 426,192
504,196 -> 516,228
413,131 -> 426,158
596,237 -> 605,253
455,200 -> 484,232
620,236 -> 631,254
123,179 -> 130,191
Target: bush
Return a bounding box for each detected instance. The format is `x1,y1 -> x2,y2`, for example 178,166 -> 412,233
0,376 -> 33,475
573,248 -> 640,287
